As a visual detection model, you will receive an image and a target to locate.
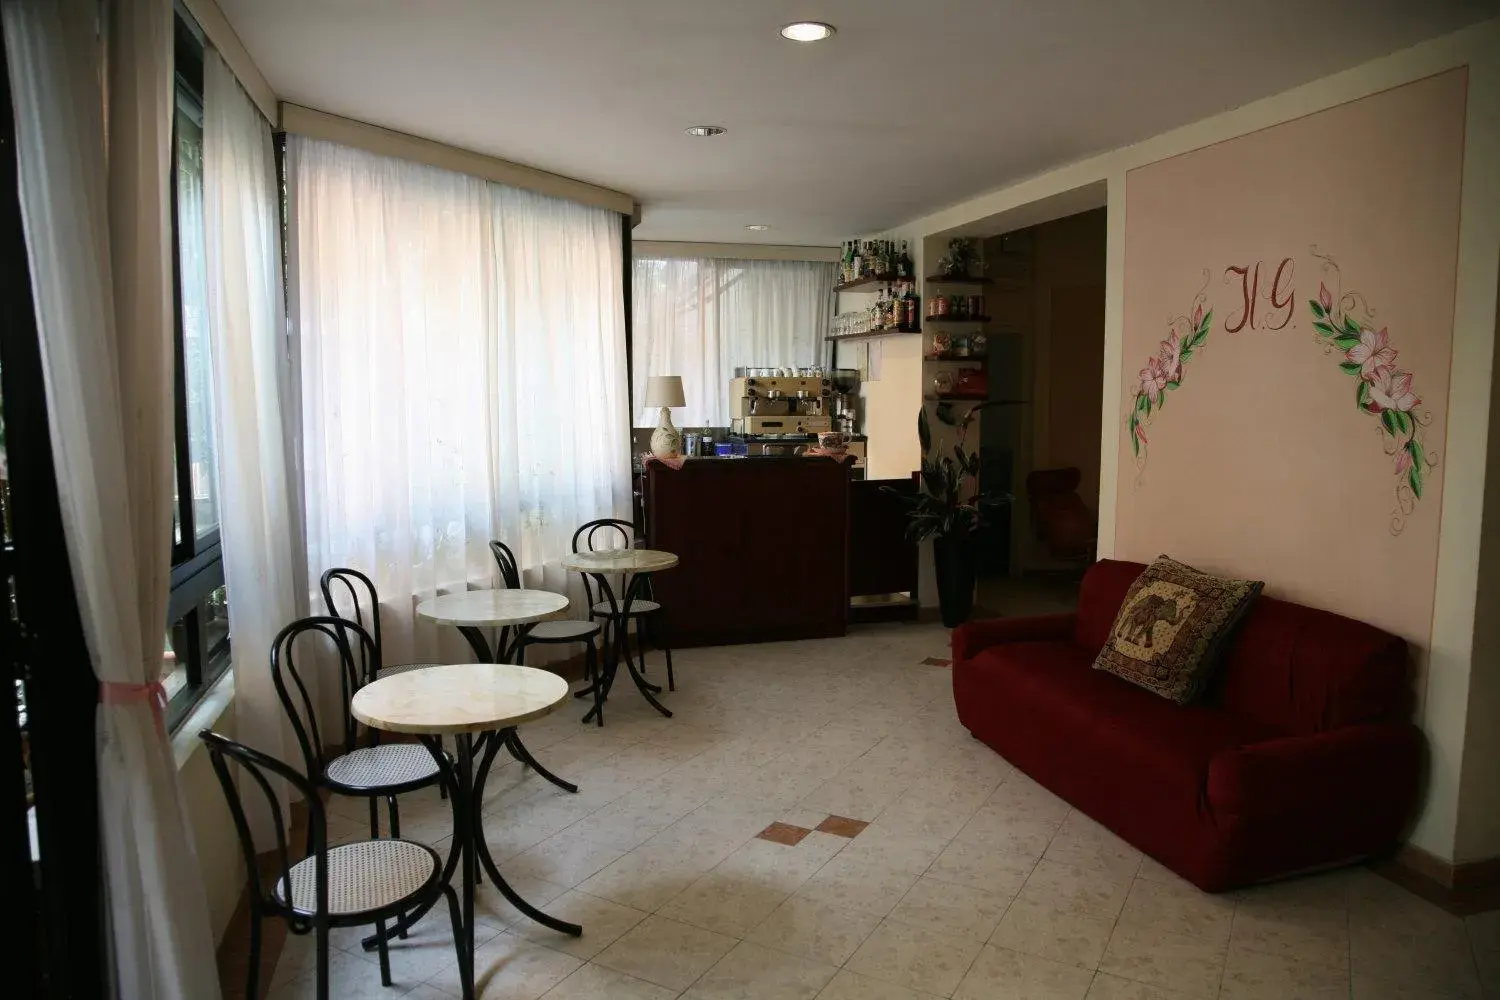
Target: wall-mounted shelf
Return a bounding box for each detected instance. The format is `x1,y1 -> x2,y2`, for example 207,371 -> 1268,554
834,274 -> 911,293
923,315 -> 992,324
924,355 -> 986,364
826,329 -> 920,344
924,275 -> 992,285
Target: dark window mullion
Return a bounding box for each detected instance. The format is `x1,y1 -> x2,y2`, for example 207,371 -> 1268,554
168,88 -> 195,564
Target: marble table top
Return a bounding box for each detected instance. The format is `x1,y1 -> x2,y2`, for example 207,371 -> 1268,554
352,663 -> 569,734
560,548 -> 679,574
415,589 -> 569,627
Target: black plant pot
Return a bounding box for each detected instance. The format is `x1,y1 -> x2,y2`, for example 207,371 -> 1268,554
932,534 -> 977,628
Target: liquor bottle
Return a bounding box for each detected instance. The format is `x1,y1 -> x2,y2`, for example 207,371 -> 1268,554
852,241 -> 863,281
899,240 -> 913,279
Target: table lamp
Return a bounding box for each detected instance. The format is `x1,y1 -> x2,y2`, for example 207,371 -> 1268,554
644,375 -> 686,460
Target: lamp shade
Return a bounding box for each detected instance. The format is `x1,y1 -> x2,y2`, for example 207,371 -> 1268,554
643,375 -> 686,408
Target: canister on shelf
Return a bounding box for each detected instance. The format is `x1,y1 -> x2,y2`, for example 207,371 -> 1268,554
969,295 -> 985,317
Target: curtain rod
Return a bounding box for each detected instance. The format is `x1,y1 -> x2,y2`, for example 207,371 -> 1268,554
179,0 -> 277,124
634,241 -> 840,262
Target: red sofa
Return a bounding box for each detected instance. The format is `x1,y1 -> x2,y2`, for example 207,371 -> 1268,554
951,559 -> 1423,891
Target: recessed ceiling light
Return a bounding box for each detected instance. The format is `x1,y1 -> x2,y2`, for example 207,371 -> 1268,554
746,224 -> 770,231
780,21 -> 835,42
684,125 -> 726,137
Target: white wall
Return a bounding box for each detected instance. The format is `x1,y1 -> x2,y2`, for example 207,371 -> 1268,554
174,679 -> 247,945
887,19 -> 1500,864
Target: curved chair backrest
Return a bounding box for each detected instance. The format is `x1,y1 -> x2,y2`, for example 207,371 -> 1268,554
319,568 -> 385,686
200,728 -> 326,927
271,615 -> 379,781
571,518 -> 637,610
488,540 -> 521,590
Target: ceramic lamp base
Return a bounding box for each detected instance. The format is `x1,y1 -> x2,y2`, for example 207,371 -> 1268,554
651,407 -> 682,460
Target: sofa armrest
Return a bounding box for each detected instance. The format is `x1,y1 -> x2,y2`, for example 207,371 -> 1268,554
1208,722 -> 1422,824
951,613 -> 1078,662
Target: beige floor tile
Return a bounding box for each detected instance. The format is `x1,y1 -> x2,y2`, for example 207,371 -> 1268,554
592,914 -> 738,992
888,875 -> 1013,942
987,777 -> 1073,824
1349,919 -> 1483,999
1043,813 -> 1143,877
1098,925 -> 1226,997
845,917 -> 986,997
658,871 -> 793,936
477,875 -> 571,932
1020,859 -> 1134,919
955,803 -> 1063,859
990,895 -> 1116,969
575,848 -> 708,912
267,949 -> 414,1000
815,969 -> 942,1000
508,889 -> 648,960
1116,877 -> 1235,948
924,838 -> 1037,895
745,894 -> 885,967
681,941 -> 838,1000
506,829 -> 628,889
427,932 -> 583,1000
1085,972 -> 1211,999
796,855 -> 920,917
539,962 -> 677,1000
836,828 -> 950,876
953,944 -> 1094,1000
1220,944 -> 1349,999
713,830 -> 847,892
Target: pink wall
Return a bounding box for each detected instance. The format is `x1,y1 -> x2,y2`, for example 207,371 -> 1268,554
1115,69 -> 1467,649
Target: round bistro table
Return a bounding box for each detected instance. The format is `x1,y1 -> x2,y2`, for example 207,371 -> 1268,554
352,663 -> 575,1000
559,548 -> 679,722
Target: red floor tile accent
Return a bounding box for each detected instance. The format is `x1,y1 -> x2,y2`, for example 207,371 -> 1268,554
757,822 -> 812,846
921,656 -> 952,667
816,815 -> 871,838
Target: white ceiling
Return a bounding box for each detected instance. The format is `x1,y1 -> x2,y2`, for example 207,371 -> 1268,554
219,0 -> 1494,245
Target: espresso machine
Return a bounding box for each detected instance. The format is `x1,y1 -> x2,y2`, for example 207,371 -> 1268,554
729,371 -> 833,436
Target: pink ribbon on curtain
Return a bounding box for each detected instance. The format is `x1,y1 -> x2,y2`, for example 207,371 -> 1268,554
100,680 -> 169,736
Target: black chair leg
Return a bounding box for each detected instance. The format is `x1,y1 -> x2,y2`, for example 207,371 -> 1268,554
442,883 -> 471,1000
662,630 -> 675,693
375,917 -> 393,986
368,797 -> 380,838
315,922 -> 331,1000
389,796 -> 409,939
586,637 -> 603,727
245,905 -> 262,1000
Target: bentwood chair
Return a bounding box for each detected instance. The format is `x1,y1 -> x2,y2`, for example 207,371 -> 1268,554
271,616 -> 448,851
488,540 -> 605,722
571,518 -> 675,693
199,729 -> 464,1000
321,567 -> 443,682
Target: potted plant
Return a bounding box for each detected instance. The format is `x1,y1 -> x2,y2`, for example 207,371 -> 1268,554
887,403 -> 1012,627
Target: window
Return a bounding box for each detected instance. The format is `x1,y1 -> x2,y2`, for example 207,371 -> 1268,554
163,14 -> 229,729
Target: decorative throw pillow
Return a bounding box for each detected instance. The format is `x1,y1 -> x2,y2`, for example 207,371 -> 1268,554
1092,555 -> 1263,704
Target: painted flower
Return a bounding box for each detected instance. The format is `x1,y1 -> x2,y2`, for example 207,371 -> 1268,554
1139,357 -> 1169,405
1366,369 -> 1421,413
1394,446 -> 1414,476
1191,303 -> 1204,329
1347,326 -> 1397,381
1134,421 -> 1148,446
1157,331 -> 1182,382
1318,283 -> 1333,313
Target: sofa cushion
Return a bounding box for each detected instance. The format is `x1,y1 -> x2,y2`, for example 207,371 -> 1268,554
960,641 -> 1283,815
1073,559 -> 1147,652
1092,556 -> 1263,704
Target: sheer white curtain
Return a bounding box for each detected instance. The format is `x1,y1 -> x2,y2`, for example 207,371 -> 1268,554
290,138 -> 629,663
3,0 -> 221,996
204,51 -> 303,836
631,256 -> 834,426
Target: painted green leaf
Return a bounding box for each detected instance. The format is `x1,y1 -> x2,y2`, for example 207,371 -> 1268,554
1179,348 -> 1194,365
1409,460 -> 1423,499
1357,381 -> 1371,409
1201,309 -> 1213,331
1342,315 -> 1362,336
1165,379 -> 1180,391
1135,394 -> 1148,415
1309,300 -> 1327,319
1129,414 -> 1140,457
1381,410 -> 1398,435
1339,361 -> 1362,376
1312,321 -> 1336,336
1334,335 -> 1360,351
1394,410 -> 1413,436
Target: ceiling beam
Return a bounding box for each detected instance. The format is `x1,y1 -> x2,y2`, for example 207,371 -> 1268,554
634,241 -> 840,262
180,0 -> 278,125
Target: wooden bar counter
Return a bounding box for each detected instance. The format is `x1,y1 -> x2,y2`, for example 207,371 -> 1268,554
644,457 -> 849,647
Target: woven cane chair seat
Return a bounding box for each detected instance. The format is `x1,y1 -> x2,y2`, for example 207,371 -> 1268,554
274,838 -> 437,917
526,619 -> 600,641
591,599 -> 660,617
325,743 -> 440,790
379,661 -> 439,679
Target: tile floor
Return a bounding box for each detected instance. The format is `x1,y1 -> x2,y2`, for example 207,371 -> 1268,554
264,622 -> 1499,1000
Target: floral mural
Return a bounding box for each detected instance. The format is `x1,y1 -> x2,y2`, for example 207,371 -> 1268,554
1127,275 -> 1211,468
1308,249 -> 1439,535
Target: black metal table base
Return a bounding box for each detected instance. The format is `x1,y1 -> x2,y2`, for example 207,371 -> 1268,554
577,571 -> 673,724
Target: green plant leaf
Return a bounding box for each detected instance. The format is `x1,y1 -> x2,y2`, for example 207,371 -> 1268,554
917,406 -> 932,455
1339,361 -> 1363,376
1334,335 -> 1360,351
1309,300 -> 1327,319
1357,381 -> 1371,409
1312,321 -> 1335,336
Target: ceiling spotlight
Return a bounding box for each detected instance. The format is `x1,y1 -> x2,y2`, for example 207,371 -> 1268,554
780,21 -> 835,42
685,125 -> 726,137
746,224 -> 770,231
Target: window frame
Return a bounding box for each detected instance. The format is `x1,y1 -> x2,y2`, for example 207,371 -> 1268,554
165,11 -> 230,732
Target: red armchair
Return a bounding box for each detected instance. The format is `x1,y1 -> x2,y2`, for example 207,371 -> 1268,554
951,559 -> 1422,891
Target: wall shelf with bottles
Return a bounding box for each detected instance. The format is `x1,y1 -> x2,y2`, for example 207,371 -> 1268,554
834,274 -> 906,293
826,329 -> 920,344
924,315 -> 992,324
924,354 -> 985,364
925,274 -> 992,285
